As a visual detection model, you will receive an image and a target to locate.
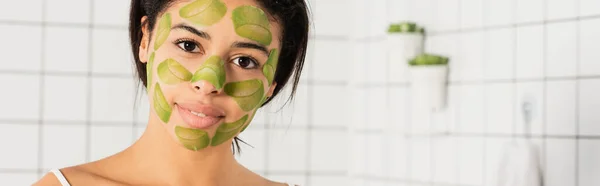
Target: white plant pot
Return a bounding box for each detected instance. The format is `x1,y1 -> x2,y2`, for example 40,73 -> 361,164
409,65 -> 448,111
387,33 -> 424,64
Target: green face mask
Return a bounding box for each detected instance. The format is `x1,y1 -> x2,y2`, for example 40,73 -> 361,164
231,5 -> 272,46
153,83 -> 172,123
175,125 -> 211,151
191,56 -> 226,90
157,58 -> 193,84
224,79 -> 265,112
180,0 -> 228,26
154,13 -> 172,50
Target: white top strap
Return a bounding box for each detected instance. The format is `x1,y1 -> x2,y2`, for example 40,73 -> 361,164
50,169 -> 71,186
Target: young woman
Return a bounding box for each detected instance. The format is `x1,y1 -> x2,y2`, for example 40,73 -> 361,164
34,0 -> 309,185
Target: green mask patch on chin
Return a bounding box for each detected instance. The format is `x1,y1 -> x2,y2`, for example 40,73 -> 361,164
231,5 -> 272,46
179,0 -> 228,26
175,126 -> 210,151
154,13 -> 172,50
191,55 -> 226,90
224,79 -> 265,112
153,83 -> 172,123
157,58 -> 193,84
210,114 -> 248,146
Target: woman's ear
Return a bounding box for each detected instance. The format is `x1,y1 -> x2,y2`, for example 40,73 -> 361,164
266,82 -> 277,98
138,16 -> 150,63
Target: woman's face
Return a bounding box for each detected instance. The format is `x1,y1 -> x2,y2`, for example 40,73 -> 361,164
139,0 -> 281,151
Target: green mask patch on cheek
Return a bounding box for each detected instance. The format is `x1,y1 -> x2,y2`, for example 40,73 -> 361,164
179,0 -> 227,26
157,58 -> 193,84
153,83 -> 172,123
191,56 -> 226,90
224,79 -> 265,112
146,52 -> 156,91
210,114 -> 248,146
262,49 -> 279,85
154,13 -> 172,50
175,126 -> 210,151
231,5 -> 272,46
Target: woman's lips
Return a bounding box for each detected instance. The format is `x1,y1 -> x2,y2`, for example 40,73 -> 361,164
176,103 -> 225,129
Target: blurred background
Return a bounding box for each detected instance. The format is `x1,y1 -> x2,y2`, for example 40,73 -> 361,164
0,0 -> 599,186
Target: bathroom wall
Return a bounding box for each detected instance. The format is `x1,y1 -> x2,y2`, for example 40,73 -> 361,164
349,0 -> 600,186
0,0 -> 349,185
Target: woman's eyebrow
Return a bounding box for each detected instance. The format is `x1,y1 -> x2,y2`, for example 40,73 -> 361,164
171,23 -> 212,40
231,41 -> 269,57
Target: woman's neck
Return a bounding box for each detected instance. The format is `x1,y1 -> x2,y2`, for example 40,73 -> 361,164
114,118 -> 243,185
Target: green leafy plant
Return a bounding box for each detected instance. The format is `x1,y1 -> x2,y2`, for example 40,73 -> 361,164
409,53 -> 449,66
387,22 -> 425,34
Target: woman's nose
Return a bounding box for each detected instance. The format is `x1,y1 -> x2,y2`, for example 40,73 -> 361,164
192,80 -> 219,95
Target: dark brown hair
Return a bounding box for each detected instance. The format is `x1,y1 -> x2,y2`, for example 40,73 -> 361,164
129,0 -> 310,154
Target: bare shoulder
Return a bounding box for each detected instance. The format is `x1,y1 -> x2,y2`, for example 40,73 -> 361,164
33,164 -> 125,186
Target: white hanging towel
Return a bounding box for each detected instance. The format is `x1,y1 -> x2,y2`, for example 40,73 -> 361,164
495,140 -> 542,186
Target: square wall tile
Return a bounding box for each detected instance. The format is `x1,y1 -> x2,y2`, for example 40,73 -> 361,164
545,80 -> 577,135
432,137 -> 457,183
367,41 -> 387,83
546,0 -> 578,20
0,123 -> 39,169
89,125 -> 133,161
409,139 -> 431,181
310,175 -> 349,186
516,25 -> 544,80
579,79 -> 600,135
546,22 -> 577,78
388,135 -> 408,179
349,132 -> 367,175
580,0 -> 600,16
134,91 -> 150,124
365,0 -> 388,38
485,83 -> 514,134
426,35 -> 461,82
411,0 -> 435,30
310,130 -> 347,172
349,88 -> 368,130
484,0 -> 515,26
579,18 -> 600,76
434,0 -> 460,31
387,0 -> 410,23
484,137 -> 510,185
365,134 -> 385,176
351,43 -> 368,84
0,74 -> 40,120
47,0 -> 91,24
0,173 -> 38,186
91,77 -> 135,123
0,25 -> 41,71
91,28 -> 133,75
545,139 -> 576,186
365,88 -> 388,130
0,0 -> 42,22
313,0 -> 351,37
458,32 -> 484,81
266,83 -> 309,127
460,0 -> 484,29
41,124 -> 87,169
457,85 -> 485,134
235,129 -> 266,171
457,137 -> 484,185
484,27 -> 514,80
92,0 -> 130,26
389,87 -> 409,132
267,129 -> 307,171
311,85 -> 348,127
515,82 -> 545,135
45,26 -> 89,73
516,0 -> 544,23
578,139 -> 600,186
312,40 -> 351,82
43,76 -> 87,121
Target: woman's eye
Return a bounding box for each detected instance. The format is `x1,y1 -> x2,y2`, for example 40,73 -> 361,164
232,56 -> 258,69
176,41 -> 201,53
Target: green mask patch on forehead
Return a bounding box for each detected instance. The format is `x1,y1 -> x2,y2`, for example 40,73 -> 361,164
191,56 -> 226,90
175,126 -> 210,151
146,52 -> 156,91
224,79 -> 265,112
210,114 -> 248,146
180,0 -> 228,26
231,5 -> 272,46
262,49 -> 279,85
157,58 -> 193,84
153,83 -> 172,123
154,13 -> 172,50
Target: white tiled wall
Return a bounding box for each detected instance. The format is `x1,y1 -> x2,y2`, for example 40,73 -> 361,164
1,0 -> 599,186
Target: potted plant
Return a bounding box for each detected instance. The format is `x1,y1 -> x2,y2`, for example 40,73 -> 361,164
387,22 -> 425,61
408,53 -> 449,111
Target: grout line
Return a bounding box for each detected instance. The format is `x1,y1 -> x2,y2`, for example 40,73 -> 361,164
85,0 -> 95,163
541,0 -> 549,183
575,0 -> 582,185
36,0 -> 47,178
